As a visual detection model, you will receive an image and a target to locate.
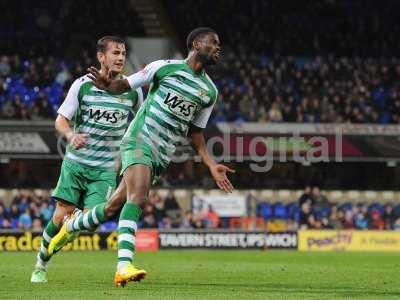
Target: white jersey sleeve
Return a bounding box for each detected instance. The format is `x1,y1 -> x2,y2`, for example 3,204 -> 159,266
135,87 -> 144,109
126,60 -> 168,89
191,102 -> 216,128
57,76 -> 88,120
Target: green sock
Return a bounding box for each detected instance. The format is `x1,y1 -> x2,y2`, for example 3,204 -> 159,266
36,220 -> 59,269
117,202 -> 142,271
66,203 -> 107,232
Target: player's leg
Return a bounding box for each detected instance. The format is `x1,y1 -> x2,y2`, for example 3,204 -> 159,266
31,161 -> 82,283
72,168 -> 117,232
49,169 -> 117,254
68,179 -> 126,231
31,201 -> 77,283
114,164 -> 151,286
52,142 -> 155,235
49,179 -> 127,253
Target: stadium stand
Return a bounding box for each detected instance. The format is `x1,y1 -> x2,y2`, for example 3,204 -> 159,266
0,0 -> 145,57
2,54 -> 400,124
165,0 -> 400,124
2,1 -> 400,123
0,0 -> 145,119
165,0 -> 400,56
2,189 -> 400,231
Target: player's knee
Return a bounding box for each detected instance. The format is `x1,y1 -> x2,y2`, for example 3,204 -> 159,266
52,209 -> 69,225
126,191 -> 147,205
52,214 -> 63,225
104,201 -> 120,217
104,188 -> 126,217
52,202 -> 75,225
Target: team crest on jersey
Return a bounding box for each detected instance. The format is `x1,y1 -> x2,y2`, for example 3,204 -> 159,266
162,91 -> 197,121
198,89 -> 208,101
117,95 -> 125,102
116,92 -> 130,102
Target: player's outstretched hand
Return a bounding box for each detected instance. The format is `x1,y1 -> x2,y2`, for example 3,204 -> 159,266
87,66 -> 112,90
209,164 -> 235,193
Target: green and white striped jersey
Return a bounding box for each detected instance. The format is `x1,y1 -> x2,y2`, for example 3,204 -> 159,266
123,59 -> 218,167
58,75 -> 143,170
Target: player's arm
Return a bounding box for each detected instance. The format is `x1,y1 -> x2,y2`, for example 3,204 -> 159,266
114,155 -> 122,174
87,60 -> 165,94
188,99 -> 235,193
134,88 -> 144,110
56,78 -> 88,149
87,66 -> 130,93
188,125 -> 234,193
55,115 -> 87,150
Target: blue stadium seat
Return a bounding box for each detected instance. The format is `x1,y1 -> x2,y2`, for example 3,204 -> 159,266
28,87 -> 39,102
99,221 -> 117,232
321,207 -> 331,218
11,218 -> 19,229
368,202 -> 384,214
273,202 -> 287,219
312,206 -> 331,219
338,202 -> 353,212
393,204 -> 400,218
286,202 -> 299,221
257,202 -> 272,220
52,104 -> 59,113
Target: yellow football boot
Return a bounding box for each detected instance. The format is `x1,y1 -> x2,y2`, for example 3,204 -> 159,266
114,264 -> 147,287
48,210 -> 81,255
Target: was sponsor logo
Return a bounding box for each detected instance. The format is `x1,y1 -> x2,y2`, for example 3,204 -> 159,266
162,92 -> 197,121
88,107 -> 128,125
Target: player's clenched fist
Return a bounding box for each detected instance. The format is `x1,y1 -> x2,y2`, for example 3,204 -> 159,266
66,132 -> 88,149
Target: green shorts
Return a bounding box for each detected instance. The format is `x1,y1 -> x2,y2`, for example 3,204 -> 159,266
120,145 -> 165,181
120,108 -> 167,180
52,160 -> 116,209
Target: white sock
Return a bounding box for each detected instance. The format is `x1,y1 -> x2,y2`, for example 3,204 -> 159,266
117,261 -> 130,272
35,253 -> 47,271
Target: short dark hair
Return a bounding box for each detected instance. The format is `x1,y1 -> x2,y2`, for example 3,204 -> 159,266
96,36 -> 125,53
186,27 -> 217,51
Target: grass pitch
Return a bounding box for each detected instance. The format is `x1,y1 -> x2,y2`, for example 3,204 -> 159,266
1,250 -> 400,299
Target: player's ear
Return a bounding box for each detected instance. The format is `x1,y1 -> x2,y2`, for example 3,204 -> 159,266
193,39 -> 201,51
97,51 -> 104,64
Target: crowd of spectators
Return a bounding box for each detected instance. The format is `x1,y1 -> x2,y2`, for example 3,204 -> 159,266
0,0 -> 145,120
211,56 -> 400,124
3,1 -> 400,123
0,1 -> 400,124
167,0 -> 400,57
298,186 -> 400,230
1,0 -> 145,58
166,0 -> 400,124
0,52 -> 95,120
3,54 -> 400,124
0,190 -> 53,232
0,190 -> 222,232
2,188 -> 400,232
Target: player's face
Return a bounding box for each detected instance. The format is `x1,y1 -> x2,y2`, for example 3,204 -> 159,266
197,33 -> 221,65
99,42 -> 126,74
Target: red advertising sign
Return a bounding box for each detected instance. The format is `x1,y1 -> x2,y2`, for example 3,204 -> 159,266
136,230 -> 159,252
